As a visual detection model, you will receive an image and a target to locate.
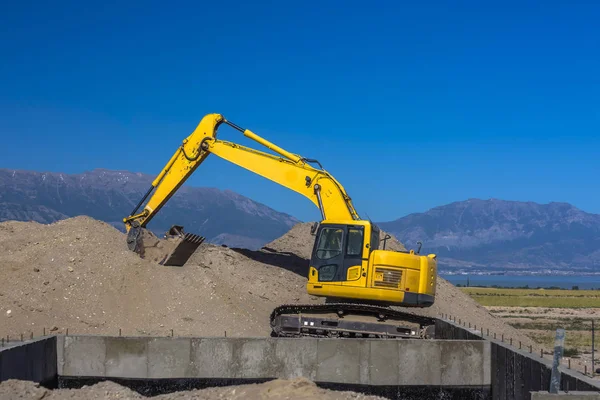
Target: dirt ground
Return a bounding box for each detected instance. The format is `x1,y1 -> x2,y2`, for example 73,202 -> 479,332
0,217 -> 539,345
0,216 -> 563,385
0,378 -> 386,400
0,216 -> 533,347
0,217 -> 318,338
486,305 -> 600,373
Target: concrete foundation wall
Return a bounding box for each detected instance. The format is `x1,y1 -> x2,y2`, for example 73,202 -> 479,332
56,335 -> 491,387
0,337 -> 57,385
436,319 -> 600,399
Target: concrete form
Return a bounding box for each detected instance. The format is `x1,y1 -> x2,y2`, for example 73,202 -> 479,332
2,326 -> 600,399
0,336 -> 56,386
57,335 -> 490,387
436,319 -> 600,399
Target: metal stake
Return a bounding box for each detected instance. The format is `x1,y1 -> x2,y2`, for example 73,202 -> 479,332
549,328 -> 565,393
592,320 -> 595,377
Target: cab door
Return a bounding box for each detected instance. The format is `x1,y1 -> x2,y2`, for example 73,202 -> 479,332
341,225 -> 369,287
310,224 -> 368,286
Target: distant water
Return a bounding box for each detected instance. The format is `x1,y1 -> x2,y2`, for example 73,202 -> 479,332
440,274 -> 600,290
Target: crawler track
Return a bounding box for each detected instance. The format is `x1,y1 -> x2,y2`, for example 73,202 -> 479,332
270,303 -> 436,339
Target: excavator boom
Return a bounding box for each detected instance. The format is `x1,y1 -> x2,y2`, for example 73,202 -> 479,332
123,113 -> 359,265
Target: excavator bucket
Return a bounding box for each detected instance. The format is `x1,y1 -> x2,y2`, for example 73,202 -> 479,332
126,224 -> 205,266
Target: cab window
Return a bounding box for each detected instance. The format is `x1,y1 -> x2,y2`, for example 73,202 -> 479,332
370,226 -> 380,252
346,228 -> 364,257
316,228 -> 344,260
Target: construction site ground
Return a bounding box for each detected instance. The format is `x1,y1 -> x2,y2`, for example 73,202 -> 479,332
0,215 -> 586,396
0,378 -> 387,400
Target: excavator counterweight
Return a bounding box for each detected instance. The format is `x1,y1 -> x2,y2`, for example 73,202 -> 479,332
123,113 -> 438,338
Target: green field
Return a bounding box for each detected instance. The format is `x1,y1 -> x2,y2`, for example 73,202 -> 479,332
460,287 -> 600,308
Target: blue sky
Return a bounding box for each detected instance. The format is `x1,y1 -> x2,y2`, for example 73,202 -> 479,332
1,1 -> 599,222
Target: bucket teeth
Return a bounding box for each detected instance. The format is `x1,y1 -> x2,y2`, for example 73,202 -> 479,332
161,232 -> 206,266
129,225 -> 206,267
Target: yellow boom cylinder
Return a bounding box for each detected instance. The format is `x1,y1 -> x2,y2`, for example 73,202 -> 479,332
152,148 -> 182,187
243,129 -> 301,163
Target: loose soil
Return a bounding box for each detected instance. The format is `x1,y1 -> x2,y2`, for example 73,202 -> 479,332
0,378 -> 386,400
0,217 -> 537,345
0,217 -> 563,382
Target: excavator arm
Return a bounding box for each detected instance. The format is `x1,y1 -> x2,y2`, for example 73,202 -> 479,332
123,113 -> 359,265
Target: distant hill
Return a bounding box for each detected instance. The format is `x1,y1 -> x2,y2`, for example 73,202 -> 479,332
4,169 -> 598,271
0,168 -> 300,249
378,199 -> 600,271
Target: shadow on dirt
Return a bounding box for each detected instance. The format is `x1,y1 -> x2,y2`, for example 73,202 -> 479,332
230,246 -> 309,277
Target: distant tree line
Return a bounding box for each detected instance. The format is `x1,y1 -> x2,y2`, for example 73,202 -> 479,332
455,283 -> 588,290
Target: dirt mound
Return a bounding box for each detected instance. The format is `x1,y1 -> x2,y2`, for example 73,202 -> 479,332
0,216 -> 315,338
0,378 -> 386,400
0,217 -> 536,351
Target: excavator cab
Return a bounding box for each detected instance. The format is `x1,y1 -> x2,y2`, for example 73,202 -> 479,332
308,222 -> 370,283
306,220 -> 437,308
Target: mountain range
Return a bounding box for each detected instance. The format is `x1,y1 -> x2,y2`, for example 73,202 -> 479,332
1,168 -> 599,271
379,198 -> 600,272
0,168 -> 299,250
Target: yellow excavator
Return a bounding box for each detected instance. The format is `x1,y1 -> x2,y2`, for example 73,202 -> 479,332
123,113 -> 438,339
